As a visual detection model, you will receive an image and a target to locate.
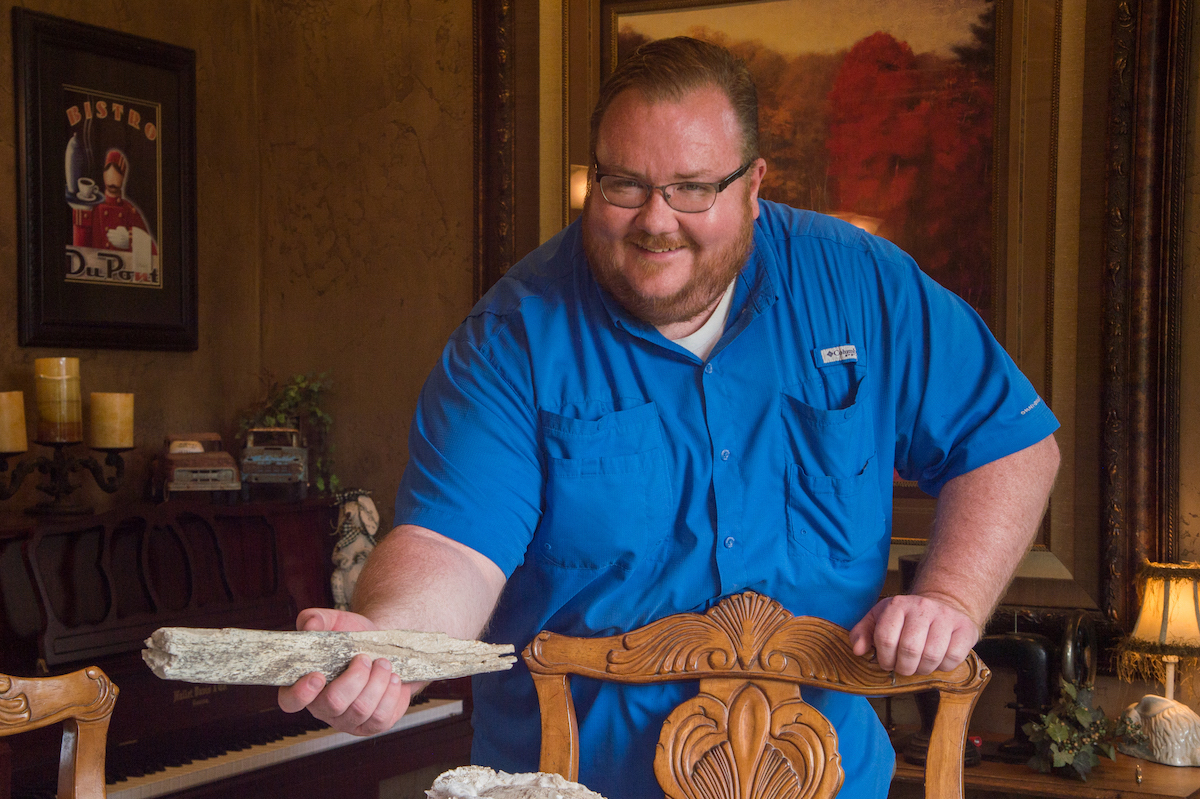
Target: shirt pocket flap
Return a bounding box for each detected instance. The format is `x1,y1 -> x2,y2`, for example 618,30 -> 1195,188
539,402 -> 664,460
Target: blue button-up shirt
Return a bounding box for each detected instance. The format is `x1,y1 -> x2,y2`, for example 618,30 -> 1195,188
396,201 -> 1059,798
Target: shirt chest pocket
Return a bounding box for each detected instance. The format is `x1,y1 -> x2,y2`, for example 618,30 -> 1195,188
781,368 -> 885,562
537,402 -> 671,570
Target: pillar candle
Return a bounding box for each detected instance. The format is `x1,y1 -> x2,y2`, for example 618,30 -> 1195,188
0,391 -> 28,453
35,357 -> 82,443
88,392 -> 134,449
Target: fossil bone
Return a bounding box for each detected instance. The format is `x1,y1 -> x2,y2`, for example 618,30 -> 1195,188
426,766 -> 608,799
142,627 -> 516,686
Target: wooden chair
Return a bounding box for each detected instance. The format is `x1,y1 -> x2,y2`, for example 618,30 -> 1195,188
0,666 -> 119,799
523,591 -> 989,799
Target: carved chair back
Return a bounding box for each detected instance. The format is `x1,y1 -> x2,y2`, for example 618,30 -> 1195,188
523,592 -> 989,799
0,666 -> 119,799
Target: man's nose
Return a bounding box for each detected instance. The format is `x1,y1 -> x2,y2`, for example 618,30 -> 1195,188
635,187 -> 679,233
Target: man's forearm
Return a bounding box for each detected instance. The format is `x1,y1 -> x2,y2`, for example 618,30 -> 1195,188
912,434 -> 1061,627
352,524 -> 507,641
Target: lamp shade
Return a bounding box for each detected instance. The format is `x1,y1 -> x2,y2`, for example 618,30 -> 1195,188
1129,563 -> 1200,649
1118,562 -> 1200,691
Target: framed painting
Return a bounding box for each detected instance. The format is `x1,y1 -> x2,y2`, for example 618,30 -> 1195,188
14,9 -> 198,351
473,0 -> 1190,627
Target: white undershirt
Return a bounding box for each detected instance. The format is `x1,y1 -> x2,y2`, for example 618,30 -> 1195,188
667,278 -> 737,360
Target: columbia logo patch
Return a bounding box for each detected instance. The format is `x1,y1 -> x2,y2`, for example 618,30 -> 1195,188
819,344 -> 858,364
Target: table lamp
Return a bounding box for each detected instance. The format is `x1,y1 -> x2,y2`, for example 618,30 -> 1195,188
1117,561 -> 1200,766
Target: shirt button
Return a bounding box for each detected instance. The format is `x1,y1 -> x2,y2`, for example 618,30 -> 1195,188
723,536 -> 736,549
721,449 -> 730,461
704,363 -> 713,374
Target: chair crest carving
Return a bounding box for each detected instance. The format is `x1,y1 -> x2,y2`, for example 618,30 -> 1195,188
608,593 -> 895,690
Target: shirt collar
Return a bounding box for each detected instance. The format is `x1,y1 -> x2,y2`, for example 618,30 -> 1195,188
722,218 -> 779,340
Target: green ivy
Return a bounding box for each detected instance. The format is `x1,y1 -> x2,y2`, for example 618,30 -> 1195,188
1023,678 -> 1147,781
237,372 -> 340,495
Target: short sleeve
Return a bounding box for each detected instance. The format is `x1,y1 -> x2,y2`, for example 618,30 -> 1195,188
394,326 -> 542,577
892,266 -> 1059,496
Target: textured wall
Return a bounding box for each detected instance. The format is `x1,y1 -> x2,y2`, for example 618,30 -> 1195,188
0,1 -> 475,523
255,0 -> 475,530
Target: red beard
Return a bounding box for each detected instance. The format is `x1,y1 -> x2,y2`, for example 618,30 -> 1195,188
582,200 -> 754,328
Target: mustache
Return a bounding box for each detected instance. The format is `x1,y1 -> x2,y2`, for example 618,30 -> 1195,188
628,234 -> 692,251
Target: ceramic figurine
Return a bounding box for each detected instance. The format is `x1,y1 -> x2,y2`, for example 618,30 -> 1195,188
1123,694 -> 1200,766
331,489 -> 379,611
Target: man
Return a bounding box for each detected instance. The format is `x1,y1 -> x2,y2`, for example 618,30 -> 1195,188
72,148 -> 157,253
280,37 -> 1059,797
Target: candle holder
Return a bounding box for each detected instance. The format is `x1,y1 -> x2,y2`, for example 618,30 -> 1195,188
0,441 -> 131,515
0,451 -> 39,501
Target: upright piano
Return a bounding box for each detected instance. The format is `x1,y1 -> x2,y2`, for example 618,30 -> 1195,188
0,500 -> 473,799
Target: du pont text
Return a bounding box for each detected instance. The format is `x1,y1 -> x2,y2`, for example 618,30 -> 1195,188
66,246 -> 160,288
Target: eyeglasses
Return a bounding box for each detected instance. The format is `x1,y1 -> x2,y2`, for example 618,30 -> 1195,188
593,160 -> 755,213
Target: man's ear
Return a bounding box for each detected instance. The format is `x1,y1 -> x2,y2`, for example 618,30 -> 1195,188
747,158 -> 767,219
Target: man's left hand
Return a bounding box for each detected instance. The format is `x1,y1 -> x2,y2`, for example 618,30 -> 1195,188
848,594 -> 980,676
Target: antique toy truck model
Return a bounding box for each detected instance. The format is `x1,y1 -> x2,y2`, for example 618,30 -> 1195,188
240,427 -> 308,501
155,433 -> 242,502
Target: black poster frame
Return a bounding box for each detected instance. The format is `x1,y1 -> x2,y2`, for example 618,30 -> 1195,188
14,9 -> 197,351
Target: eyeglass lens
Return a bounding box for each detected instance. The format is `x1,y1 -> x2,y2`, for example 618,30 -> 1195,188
598,178 -> 717,213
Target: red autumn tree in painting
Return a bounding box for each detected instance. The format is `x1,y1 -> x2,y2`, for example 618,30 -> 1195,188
914,61 -> 994,313
825,25 -> 994,315
825,33 -> 928,236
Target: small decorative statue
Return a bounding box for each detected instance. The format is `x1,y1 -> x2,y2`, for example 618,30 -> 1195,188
330,489 -> 379,611
1122,694 -> 1200,766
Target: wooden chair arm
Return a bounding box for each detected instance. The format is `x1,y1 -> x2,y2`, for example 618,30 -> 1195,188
0,666 -> 118,799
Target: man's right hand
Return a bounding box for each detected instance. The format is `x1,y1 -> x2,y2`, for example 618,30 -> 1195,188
277,607 -> 417,736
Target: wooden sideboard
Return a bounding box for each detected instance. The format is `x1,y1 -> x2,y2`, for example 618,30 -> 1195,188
892,750 -> 1200,798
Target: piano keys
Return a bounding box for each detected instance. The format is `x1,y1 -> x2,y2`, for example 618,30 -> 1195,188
107,698 -> 465,799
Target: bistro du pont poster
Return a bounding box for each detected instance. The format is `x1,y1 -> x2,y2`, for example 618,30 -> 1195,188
62,87 -> 162,290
